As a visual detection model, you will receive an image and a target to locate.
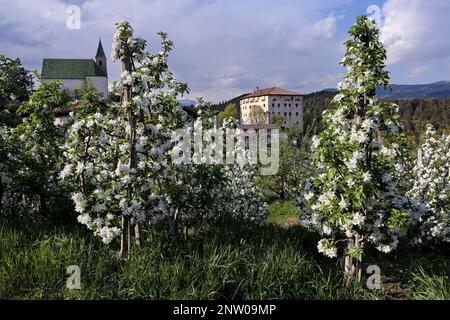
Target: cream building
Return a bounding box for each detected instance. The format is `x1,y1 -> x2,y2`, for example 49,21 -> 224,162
240,87 -> 303,129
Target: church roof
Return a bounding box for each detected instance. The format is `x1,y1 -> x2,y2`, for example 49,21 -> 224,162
96,39 -> 106,59
41,59 -> 106,79
243,87 -> 303,98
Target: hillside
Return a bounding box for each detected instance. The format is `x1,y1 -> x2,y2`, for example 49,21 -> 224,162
377,81 -> 450,99
303,90 -> 450,141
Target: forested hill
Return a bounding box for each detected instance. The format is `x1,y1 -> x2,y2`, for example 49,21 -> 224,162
377,81 -> 450,99
304,91 -> 450,141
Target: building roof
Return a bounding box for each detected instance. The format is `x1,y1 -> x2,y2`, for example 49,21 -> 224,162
243,87 -> 303,99
41,59 -> 106,79
96,39 -> 106,59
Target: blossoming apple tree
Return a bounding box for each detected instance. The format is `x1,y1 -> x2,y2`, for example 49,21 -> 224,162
408,125 -> 449,244
299,16 -> 415,281
62,21 -> 189,258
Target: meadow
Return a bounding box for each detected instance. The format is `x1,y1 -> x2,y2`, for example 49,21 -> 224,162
1,203 -> 448,300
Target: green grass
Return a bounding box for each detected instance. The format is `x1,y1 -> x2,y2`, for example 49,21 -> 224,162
409,266 -> 450,300
0,222 -> 378,300
267,200 -> 301,225
0,220 -> 448,300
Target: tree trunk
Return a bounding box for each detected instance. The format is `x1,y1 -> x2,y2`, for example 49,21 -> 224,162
120,215 -> 130,260
120,56 -> 137,258
344,235 -> 362,284
134,223 -> 142,248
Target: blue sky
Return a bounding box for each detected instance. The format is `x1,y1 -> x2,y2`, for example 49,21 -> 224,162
1,0 -> 449,102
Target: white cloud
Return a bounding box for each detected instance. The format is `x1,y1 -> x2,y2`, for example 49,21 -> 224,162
289,14 -> 339,53
408,65 -> 429,78
380,0 -> 450,65
0,0 -> 347,101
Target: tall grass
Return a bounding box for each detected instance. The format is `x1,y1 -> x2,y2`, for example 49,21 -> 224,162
409,266 -> 450,300
2,221 -> 446,300
0,222 -> 376,300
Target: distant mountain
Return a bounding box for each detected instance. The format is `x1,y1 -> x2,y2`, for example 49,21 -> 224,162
376,81 -> 450,99
322,88 -> 339,93
178,99 -> 197,106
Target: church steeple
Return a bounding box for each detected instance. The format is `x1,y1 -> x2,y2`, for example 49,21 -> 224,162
95,39 -> 107,76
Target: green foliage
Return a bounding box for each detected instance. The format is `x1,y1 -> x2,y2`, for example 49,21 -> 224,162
272,114 -> 284,127
409,266 -> 450,300
74,78 -> 98,100
0,54 -> 34,127
218,102 -> 239,126
0,81 -> 70,222
266,200 -> 301,225
258,125 -> 315,201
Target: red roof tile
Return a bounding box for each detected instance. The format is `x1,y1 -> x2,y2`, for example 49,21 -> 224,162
243,87 -> 303,98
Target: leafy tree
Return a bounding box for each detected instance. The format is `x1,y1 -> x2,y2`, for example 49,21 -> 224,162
0,81 -> 69,221
272,114 -> 284,127
259,126 -> 314,200
74,78 -> 98,100
299,16 -> 416,281
0,55 -> 34,127
248,105 -> 267,124
218,102 -> 238,126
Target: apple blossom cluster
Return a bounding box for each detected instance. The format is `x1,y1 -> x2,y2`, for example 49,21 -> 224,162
408,125 -> 450,244
298,16 -> 414,259
221,118 -> 267,221
168,103 -> 267,227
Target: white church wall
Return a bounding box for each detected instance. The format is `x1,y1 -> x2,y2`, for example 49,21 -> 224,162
42,79 -> 84,96
87,76 -> 108,97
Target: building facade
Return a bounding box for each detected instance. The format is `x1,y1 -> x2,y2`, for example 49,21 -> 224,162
41,40 -> 108,97
240,87 -> 304,130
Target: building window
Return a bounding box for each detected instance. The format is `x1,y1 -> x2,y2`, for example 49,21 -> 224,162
296,103 -> 298,107
284,103 -> 287,107
288,103 -> 291,107
296,112 -> 298,116
278,103 -> 280,107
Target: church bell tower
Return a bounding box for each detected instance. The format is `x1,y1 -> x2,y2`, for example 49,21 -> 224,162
95,39 -> 107,76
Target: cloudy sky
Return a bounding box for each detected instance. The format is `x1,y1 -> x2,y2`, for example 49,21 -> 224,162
1,0 -> 449,102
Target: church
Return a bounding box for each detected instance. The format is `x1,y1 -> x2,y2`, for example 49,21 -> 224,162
41,40 -> 108,97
